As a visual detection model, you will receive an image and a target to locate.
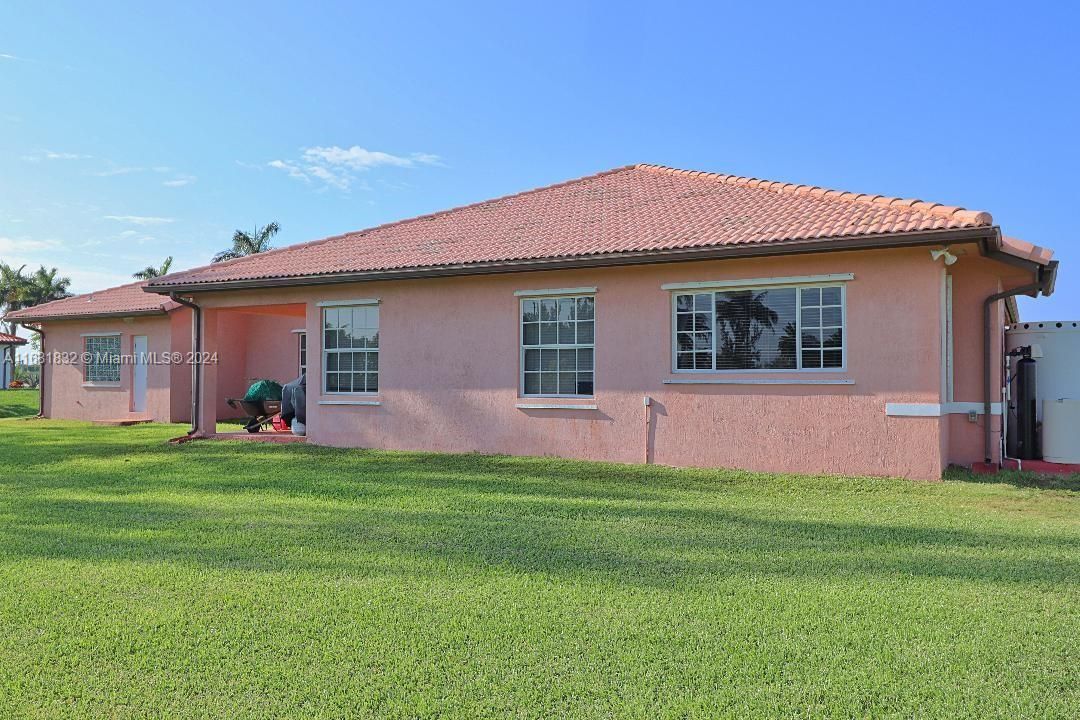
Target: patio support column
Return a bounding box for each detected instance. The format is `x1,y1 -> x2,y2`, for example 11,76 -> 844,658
196,308 -> 220,437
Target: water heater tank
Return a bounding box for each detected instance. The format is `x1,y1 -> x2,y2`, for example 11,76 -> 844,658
1005,321 -> 1080,424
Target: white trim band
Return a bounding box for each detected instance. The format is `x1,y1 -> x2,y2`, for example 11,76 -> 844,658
516,403 -> 598,410
318,399 -> 381,406
885,402 -> 1003,417
316,298 -> 379,307
664,377 -> 855,386
514,287 -> 597,297
661,273 -> 854,291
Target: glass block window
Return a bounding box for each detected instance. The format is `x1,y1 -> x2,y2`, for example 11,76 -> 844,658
84,335 -> 121,383
673,284 -> 845,371
323,305 -> 378,393
521,295 -> 594,396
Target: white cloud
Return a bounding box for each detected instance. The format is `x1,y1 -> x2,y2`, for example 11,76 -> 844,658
163,174 -> 196,187
0,236 -> 62,254
103,215 -> 176,226
22,150 -> 92,162
0,53 -> 21,61
302,146 -> 414,169
266,144 -> 441,192
92,166 -> 143,177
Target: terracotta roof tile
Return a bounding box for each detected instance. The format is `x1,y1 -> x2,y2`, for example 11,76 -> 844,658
141,163 -> 1039,289
0,332 -> 26,345
4,280 -> 177,321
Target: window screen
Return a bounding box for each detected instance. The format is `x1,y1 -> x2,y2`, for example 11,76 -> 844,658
521,295 -> 594,396
323,306 -> 378,393
674,285 -> 844,371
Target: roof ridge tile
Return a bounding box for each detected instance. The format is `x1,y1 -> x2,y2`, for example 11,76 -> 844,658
632,163 -> 993,225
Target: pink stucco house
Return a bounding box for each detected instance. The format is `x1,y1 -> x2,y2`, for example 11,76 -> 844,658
8,165 -> 1057,479
5,280 -> 303,424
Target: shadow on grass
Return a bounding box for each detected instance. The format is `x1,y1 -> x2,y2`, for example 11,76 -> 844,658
0,391 -> 39,418
946,465 -> 1080,492
1,451 -> 1077,590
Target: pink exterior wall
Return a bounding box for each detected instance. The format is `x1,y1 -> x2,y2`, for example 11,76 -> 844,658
185,246 -> 1045,479
943,249 -> 1042,467
169,309 -> 193,424
40,310 -> 190,423
200,306 -> 304,419
187,247 -> 1035,480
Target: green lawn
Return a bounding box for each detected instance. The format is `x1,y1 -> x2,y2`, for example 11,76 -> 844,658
0,388 -> 39,418
0,408 -> 1076,718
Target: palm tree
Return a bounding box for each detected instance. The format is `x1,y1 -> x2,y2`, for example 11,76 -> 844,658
213,222 -> 279,263
0,264 -> 68,385
133,256 -> 174,280
24,266 -> 72,308
0,263 -> 29,336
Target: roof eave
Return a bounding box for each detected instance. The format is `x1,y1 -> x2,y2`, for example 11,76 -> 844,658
4,308 -> 169,323
145,226 -> 1003,294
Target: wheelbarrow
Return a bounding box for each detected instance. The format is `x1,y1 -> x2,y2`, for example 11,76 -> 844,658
226,398 -> 283,433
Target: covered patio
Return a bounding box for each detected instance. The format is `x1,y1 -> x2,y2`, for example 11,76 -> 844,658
192,300 -> 307,438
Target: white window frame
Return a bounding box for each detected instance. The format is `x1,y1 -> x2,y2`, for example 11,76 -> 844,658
519,291 -> 596,398
83,333 -> 122,386
321,305 -> 379,396
670,281 -> 847,374
297,331 -> 307,377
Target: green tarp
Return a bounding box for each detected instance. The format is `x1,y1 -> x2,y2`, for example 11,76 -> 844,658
243,379 -> 283,402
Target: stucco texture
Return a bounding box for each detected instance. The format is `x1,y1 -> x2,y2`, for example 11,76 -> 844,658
185,246 -> 1034,480
39,310 -> 190,423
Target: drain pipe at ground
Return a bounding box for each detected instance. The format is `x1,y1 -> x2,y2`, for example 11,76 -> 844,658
18,323 -> 45,418
169,293 -> 202,436
982,280 -> 1045,465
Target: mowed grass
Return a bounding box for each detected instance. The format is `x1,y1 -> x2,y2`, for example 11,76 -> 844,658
0,389 -> 39,418
0,410 -> 1077,717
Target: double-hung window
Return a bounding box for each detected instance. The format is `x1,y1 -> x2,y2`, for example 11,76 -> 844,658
673,283 -> 845,371
323,305 -> 378,393
521,294 -> 594,396
84,334 -> 121,383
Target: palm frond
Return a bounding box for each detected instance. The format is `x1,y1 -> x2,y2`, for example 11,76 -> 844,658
214,222 -> 280,263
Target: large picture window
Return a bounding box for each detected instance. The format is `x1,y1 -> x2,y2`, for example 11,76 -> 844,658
521,295 -> 594,396
673,284 -> 844,371
84,334 -> 121,383
323,305 -> 378,393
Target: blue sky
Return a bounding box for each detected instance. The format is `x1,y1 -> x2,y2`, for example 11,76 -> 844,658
2,1 -> 1077,320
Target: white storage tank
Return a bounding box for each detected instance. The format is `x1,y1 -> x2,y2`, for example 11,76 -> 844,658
1043,399 -> 1080,463
1005,321 -> 1080,459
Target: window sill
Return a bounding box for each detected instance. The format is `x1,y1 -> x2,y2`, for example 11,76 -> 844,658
664,377 -> 855,386
516,402 -> 598,410
82,382 -> 121,388
318,399 -> 381,406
